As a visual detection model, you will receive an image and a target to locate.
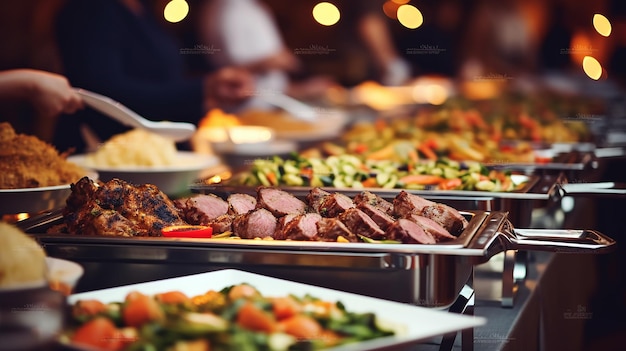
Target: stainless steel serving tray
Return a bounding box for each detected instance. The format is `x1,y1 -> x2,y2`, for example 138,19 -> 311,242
23,209 -> 615,309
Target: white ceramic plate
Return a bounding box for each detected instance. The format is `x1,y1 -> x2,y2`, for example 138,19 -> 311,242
68,269 -> 485,351
68,152 -> 219,197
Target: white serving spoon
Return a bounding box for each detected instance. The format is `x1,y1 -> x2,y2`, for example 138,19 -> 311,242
74,88 -> 196,142
257,92 -> 318,122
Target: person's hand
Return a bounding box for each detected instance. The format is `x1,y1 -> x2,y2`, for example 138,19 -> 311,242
203,67 -> 255,110
0,69 -> 83,119
28,70 -> 84,119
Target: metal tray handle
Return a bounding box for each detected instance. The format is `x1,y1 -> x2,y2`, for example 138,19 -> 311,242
499,228 -> 616,254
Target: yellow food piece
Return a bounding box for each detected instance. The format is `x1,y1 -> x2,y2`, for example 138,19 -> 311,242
85,129 -> 178,167
0,222 -> 47,288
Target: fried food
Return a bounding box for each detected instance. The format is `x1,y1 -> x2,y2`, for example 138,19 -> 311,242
0,122 -> 87,189
0,221 -> 47,288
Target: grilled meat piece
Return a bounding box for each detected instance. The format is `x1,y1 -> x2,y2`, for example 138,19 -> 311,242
63,177 -> 186,237
316,217 -> 359,242
405,214 -> 456,242
356,202 -> 395,231
227,193 -> 257,215
256,187 -> 306,217
174,194 -> 228,225
353,191 -> 394,216
392,191 -> 468,235
386,218 -> 436,244
305,187 -> 331,213
338,208 -> 386,240
317,192 -> 355,217
209,214 -> 234,234
392,191 -> 435,217
232,208 -> 277,239
275,213 -> 299,238
278,213 -> 322,241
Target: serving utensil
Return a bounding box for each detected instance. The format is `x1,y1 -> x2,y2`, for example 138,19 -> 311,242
74,88 -> 196,142
257,92 -> 318,122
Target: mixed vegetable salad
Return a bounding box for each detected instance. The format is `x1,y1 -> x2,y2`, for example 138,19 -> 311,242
234,153 -> 522,192
62,284 -> 398,351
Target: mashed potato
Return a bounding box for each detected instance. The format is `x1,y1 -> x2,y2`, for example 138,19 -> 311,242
0,222 -> 47,288
85,129 -> 178,167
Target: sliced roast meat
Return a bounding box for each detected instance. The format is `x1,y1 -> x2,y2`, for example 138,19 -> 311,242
316,217 -> 359,242
386,218 -> 436,244
317,192 -> 355,217
256,187 -> 306,217
175,194 -> 229,225
392,191 -> 435,218
305,187 -> 331,213
405,214 -> 456,242
356,202 -> 395,231
274,213 -> 299,239
227,193 -> 257,215
209,214 -> 234,234
338,208 -> 386,240
353,191 -> 394,216
232,208 -> 277,239
417,204 -> 468,235
392,191 -> 467,235
279,213 -> 322,241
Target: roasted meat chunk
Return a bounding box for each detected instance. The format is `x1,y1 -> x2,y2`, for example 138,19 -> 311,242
353,191 -> 394,216
405,213 -> 456,242
386,218 -> 436,244
256,187 -> 307,217
277,213 -> 322,241
316,217 -> 359,242
393,191 -> 468,235
338,208 -> 386,240
63,177 -> 186,237
356,202 -> 395,231
175,194 -> 229,225
232,208 -> 277,239
317,192 -> 355,217
227,193 -> 257,215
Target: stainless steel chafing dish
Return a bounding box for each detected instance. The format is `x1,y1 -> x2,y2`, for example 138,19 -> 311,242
21,209 -> 615,309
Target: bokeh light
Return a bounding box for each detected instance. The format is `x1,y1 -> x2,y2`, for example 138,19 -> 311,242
312,2 -> 341,26
592,14 -> 612,37
582,56 -> 602,80
164,0 -> 189,23
397,4 -> 423,29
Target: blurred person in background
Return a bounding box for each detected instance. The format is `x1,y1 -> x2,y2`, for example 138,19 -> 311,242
195,0 -> 337,107
52,0 -> 254,153
262,0 -> 411,87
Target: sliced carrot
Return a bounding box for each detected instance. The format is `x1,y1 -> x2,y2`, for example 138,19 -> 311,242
266,172 -> 278,186
236,302 -> 277,333
417,143 -> 437,161
361,177 -> 379,188
353,143 -> 368,154
71,317 -> 123,351
439,178 -> 462,190
399,174 -> 445,185
122,293 -> 164,327
272,296 -> 302,320
155,291 -> 190,304
278,315 -> 323,340
73,299 -> 107,318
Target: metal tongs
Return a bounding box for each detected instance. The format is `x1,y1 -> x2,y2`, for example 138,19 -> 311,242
74,88 -> 196,142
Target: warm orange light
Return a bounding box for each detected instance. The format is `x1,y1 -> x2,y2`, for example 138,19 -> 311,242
164,0 -> 189,23
397,4 -> 423,29
582,56 -> 602,80
312,2 -> 340,26
383,1 -> 400,19
593,14 -> 612,37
